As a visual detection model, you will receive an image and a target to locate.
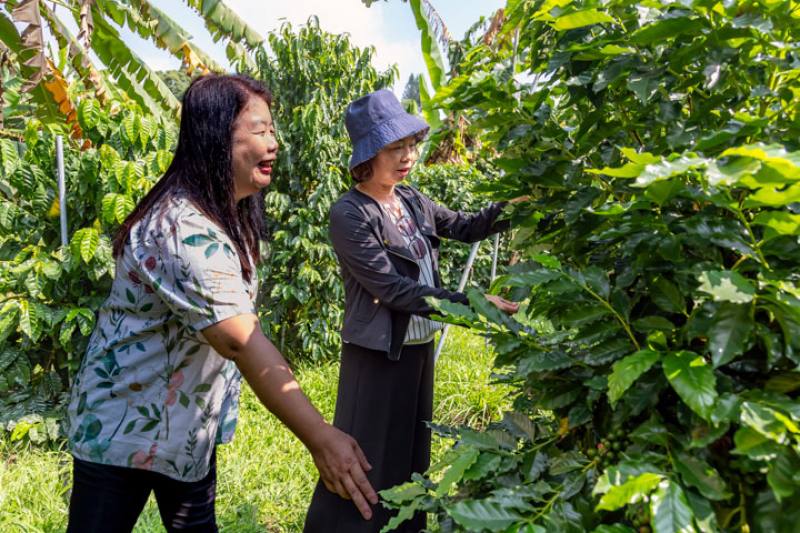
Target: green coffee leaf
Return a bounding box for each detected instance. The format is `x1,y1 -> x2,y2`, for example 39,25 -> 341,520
553,9 -> 614,31
380,500 -> 420,533
444,499 -> 522,532
595,472 -> 664,511
379,482 -> 426,504
672,452 -> 730,500
721,144 -> 800,179
428,297 -> 479,326
752,211 -> 800,238
707,303 -> 753,367
766,447 -> 800,501
685,489 -> 719,533
77,98 -> 100,130
99,144 -> 121,170
733,426 -> 782,460
17,299 -> 41,341
634,156 -> 708,187
740,401 -> 798,444
632,17 -> 705,45
608,349 -> 661,405
744,183 -> 800,207
436,447 -> 480,497
464,453 -> 503,482
70,228 -> 101,263
649,480 -> 694,533
102,193 -> 135,225
663,351 -> 717,420
697,271 -> 755,304
651,277 -> 685,315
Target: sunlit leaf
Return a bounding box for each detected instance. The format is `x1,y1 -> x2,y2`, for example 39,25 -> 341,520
608,350 -> 661,405
663,351 -> 717,420
552,9 -> 614,31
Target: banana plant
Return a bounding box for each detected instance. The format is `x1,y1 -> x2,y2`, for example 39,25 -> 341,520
363,0 -> 507,164
0,0 -> 266,129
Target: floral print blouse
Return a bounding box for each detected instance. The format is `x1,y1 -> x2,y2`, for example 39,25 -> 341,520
67,194 -> 257,482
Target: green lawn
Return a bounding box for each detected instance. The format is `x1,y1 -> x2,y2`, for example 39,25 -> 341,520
0,328 -> 510,532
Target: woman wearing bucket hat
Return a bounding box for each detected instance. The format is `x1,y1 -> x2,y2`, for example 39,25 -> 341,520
303,90 -> 519,532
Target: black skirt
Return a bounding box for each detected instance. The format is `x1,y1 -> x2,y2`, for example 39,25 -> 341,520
304,341 -> 434,533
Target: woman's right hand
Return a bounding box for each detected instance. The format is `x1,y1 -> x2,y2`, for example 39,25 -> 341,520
485,294 -> 519,314
307,422 -> 378,520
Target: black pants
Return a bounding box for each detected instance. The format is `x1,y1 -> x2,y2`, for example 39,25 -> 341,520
67,450 -> 218,533
304,341 -> 435,533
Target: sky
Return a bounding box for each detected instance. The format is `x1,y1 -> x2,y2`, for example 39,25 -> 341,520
109,0 -> 506,94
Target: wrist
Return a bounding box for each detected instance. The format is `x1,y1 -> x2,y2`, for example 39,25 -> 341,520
302,419 -> 332,453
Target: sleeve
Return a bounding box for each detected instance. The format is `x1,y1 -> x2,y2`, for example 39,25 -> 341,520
329,203 -> 468,316
138,213 -> 255,332
416,189 -> 510,243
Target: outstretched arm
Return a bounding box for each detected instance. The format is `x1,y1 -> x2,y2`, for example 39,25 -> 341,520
330,204 -> 468,315
202,314 -> 378,520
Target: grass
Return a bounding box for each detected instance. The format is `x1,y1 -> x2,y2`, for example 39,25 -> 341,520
0,328 -> 510,532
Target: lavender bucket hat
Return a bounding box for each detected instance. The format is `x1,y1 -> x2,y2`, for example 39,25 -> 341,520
345,89 -> 430,170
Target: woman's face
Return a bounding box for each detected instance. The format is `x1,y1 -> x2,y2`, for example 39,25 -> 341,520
231,95 -> 278,202
369,135 -> 420,186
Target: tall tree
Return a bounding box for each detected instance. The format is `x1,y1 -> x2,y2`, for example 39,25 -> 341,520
256,17 -> 396,361
401,72 -> 421,107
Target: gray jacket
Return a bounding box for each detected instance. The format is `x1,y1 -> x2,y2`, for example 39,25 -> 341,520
329,185 -> 508,360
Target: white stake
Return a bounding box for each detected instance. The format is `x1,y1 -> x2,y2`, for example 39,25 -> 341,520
56,135 -> 67,248
435,240 -> 480,362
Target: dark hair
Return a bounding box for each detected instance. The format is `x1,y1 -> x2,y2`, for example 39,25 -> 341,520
349,130 -> 427,183
113,74 -> 272,282
350,160 -> 373,183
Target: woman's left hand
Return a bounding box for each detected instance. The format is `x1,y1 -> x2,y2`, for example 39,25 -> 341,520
485,294 -> 520,314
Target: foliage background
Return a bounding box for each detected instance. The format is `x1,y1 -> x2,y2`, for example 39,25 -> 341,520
0,94 -> 174,442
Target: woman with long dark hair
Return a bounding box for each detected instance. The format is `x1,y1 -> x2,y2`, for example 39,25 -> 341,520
304,90 -> 520,532
66,74 -> 376,532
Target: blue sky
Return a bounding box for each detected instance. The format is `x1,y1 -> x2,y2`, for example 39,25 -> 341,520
107,0 -> 505,94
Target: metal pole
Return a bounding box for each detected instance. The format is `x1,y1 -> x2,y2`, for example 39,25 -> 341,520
56,135 -> 67,248
490,233 -> 500,282
435,240 -> 480,361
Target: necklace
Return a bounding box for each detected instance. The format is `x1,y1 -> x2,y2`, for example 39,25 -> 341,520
356,184 -> 402,217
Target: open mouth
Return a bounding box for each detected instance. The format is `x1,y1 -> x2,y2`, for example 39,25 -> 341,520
257,159 -> 274,174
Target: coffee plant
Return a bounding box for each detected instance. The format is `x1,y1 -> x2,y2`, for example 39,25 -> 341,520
379,0 -> 800,531
0,90 -> 174,443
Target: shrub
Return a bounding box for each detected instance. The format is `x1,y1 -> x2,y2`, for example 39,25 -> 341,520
381,1 -> 800,531
0,95 -> 174,443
